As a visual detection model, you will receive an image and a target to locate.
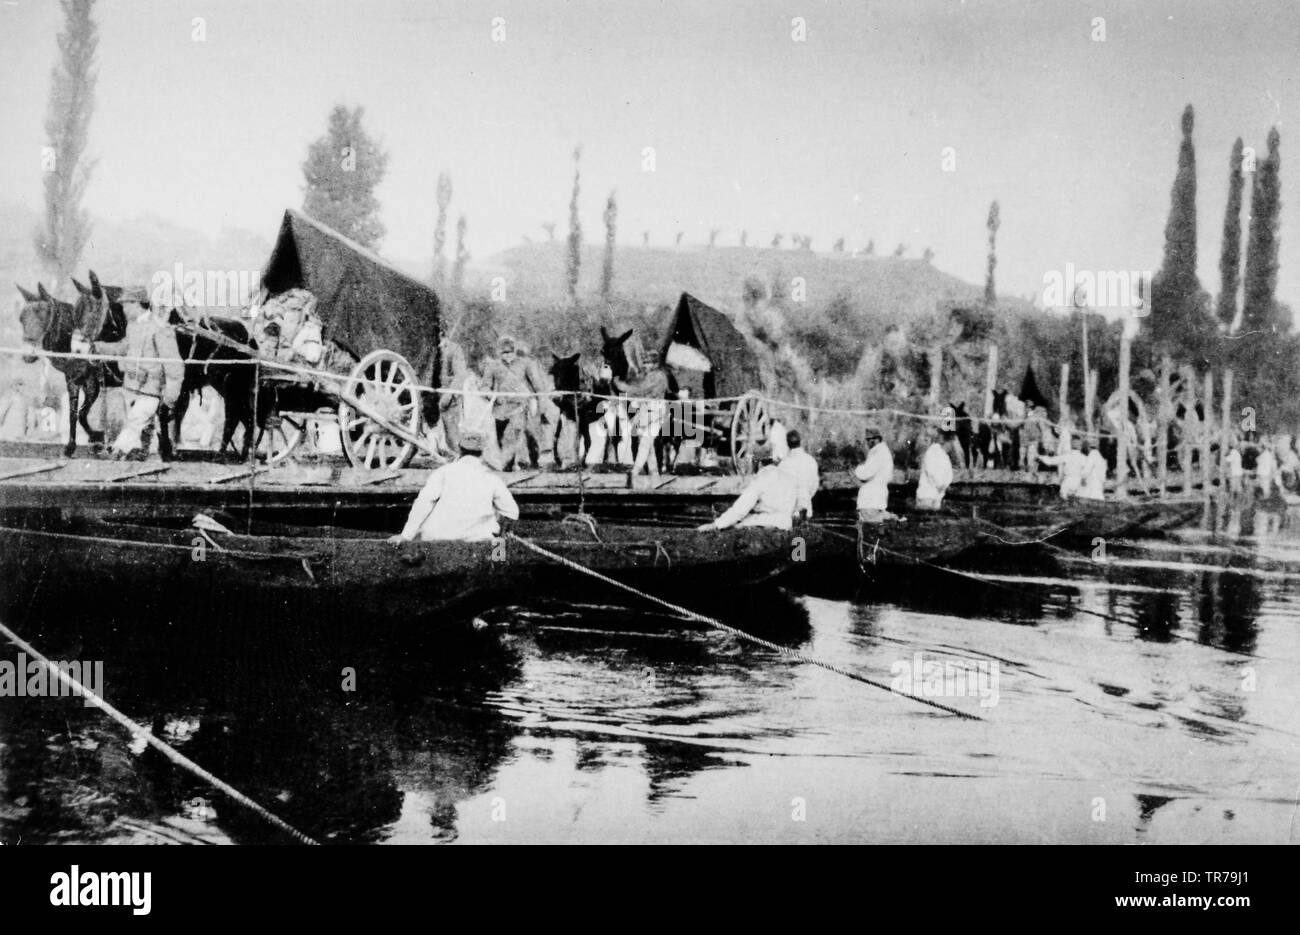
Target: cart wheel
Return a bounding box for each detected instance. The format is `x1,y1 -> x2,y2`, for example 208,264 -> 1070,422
730,392 -> 771,475
258,413 -> 306,467
338,350 -> 423,470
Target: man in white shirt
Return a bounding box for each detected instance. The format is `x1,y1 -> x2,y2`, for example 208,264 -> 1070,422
854,424 -> 894,520
777,428 -> 819,519
1038,434 -> 1087,499
1256,435 -> 1278,497
1225,438 -> 1244,495
699,444 -> 798,531
1080,444 -> 1107,501
915,426 -> 953,510
390,431 -> 520,542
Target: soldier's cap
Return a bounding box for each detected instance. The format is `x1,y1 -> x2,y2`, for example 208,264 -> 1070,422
751,442 -> 774,462
119,286 -> 150,307
863,422 -> 884,439
459,430 -> 487,453
498,335 -> 517,353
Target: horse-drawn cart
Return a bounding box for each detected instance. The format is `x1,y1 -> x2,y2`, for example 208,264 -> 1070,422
189,209 -> 442,470
656,293 -> 772,474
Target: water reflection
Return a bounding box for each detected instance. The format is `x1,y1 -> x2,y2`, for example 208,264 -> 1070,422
0,525 -> 1296,844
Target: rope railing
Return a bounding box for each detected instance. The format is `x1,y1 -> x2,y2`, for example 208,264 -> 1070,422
0,342 -> 1146,441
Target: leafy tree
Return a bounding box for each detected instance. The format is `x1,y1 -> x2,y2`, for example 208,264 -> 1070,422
1215,139 -> 1245,329
1150,105 -> 1214,357
302,105 -> 389,248
36,0 -> 98,285
1242,127 -> 1283,335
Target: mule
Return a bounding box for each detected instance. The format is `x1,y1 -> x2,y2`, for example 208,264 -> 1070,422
598,327 -> 682,474
163,310 -> 258,460
17,279 -> 126,457
547,351 -> 611,467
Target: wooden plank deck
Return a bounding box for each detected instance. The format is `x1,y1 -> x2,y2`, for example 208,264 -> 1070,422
0,452 -> 1103,517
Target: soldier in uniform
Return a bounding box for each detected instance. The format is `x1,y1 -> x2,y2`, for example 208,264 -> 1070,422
90,286 -> 184,461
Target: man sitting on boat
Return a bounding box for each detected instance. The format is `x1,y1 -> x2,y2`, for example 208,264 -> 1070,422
1081,442 -> 1107,501
915,425 -> 953,510
854,423 -> 895,521
389,429 -> 520,542
698,443 -> 798,531
1038,434 -> 1087,499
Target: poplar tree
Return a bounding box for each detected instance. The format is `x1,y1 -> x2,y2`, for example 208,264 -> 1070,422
600,191 -> 617,301
1215,139 -> 1246,330
36,0 -> 98,285
984,200 -> 1000,306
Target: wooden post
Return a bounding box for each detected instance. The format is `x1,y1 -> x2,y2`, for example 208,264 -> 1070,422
1058,362 -> 1069,427
1180,364 -> 1195,496
1085,367 -> 1098,437
1116,334 -> 1131,497
928,345 -> 943,407
1157,355 -> 1171,499
1202,369 -> 1214,522
984,344 -> 999,418
1220,368 -> 1234,527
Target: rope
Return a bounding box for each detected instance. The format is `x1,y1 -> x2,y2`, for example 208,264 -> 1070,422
0,341 -> 1190,447
504,531 -> 983,721
0,614 -> 319,845
819,519 -> 1148,631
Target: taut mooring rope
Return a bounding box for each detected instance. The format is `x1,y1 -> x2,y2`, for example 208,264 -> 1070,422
504,531 -> 983,721
0,615 -> 319,845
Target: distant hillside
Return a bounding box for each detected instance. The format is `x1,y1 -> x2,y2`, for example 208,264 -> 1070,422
1,201 -> 271,302
469,242 -> 1030,329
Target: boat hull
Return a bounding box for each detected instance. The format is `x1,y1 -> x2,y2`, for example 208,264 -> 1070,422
0,518 -> 796,628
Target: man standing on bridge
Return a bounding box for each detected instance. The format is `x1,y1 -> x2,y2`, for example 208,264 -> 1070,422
90,286 -> 184,461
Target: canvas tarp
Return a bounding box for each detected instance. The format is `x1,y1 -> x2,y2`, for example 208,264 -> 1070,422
656,293 -> 762,399
260,209 -> 441,390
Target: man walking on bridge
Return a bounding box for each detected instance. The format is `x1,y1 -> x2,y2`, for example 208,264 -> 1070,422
90,286 -> 183,461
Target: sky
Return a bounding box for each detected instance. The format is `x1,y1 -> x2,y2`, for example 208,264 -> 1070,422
1,0 -> 1298,304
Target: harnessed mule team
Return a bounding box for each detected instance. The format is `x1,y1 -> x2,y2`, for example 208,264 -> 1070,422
13,274 -> 696,472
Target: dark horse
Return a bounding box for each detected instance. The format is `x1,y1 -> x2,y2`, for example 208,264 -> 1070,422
17,279 -> 126,457
599,326 -> 680,472
162,309 -> 257,460
547,351 -> 613,466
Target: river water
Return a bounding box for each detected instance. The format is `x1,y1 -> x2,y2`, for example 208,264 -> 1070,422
1,527 -> 1297,844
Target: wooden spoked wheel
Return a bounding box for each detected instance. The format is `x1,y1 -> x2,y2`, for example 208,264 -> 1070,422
338,349 -> 423,470
258,413 -> 306,466
729,392 -> 771,475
